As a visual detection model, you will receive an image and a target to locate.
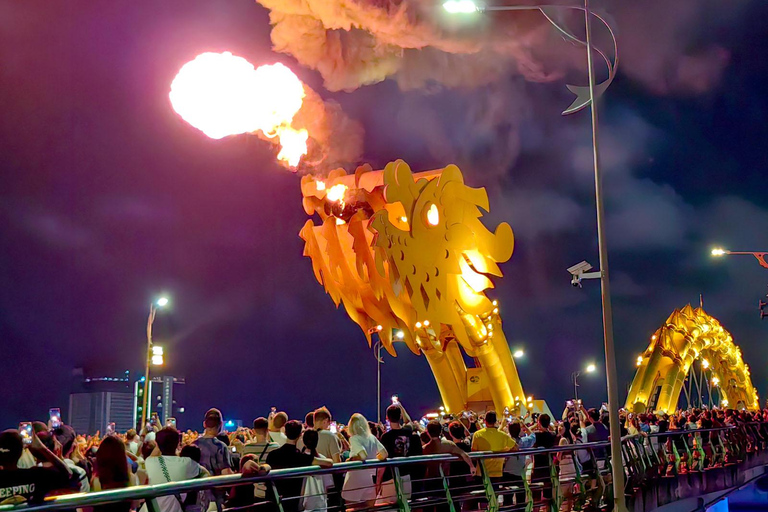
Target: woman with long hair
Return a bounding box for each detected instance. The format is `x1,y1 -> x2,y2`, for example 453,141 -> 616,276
299,429 -> 330,512
91,436 -> 135,512
342,413 -> 388,509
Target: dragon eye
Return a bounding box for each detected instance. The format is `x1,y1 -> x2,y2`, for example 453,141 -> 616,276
426,204 -> 439,226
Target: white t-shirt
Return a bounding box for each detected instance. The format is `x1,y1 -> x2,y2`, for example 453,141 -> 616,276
269,431 -> 287,447
141,456 -> 204,512
65,458 -> 90,492
349,434 -> 385,460
128,440 -> 141,456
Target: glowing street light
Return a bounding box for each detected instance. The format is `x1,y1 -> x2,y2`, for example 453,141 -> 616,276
141,296 -> 170,429
572,363 -> 597,400
513,349 -> 525,359
710,248 -> 768,268
442,0 -> 480,14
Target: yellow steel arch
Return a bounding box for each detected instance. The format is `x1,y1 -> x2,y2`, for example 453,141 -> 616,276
625,305 -> 759,413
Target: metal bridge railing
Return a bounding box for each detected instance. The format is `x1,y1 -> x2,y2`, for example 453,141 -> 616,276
1,424 -> 764,512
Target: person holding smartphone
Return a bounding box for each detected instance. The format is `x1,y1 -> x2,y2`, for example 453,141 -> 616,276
0,428 -> 73,504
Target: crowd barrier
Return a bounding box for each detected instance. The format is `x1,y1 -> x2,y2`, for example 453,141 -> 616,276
2,424 -> 766,512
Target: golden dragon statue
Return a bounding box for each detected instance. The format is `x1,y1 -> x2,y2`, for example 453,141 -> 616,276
299,160 -> 525,413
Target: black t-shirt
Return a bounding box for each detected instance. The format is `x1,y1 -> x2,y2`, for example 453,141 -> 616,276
449,439 -> 472,479
533,431 -> 558,474
380,426 -> 423,480
265,444 -> 315,512
0,467 -> 71,504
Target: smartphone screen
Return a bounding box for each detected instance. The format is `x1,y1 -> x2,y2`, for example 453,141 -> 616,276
166,417 -> 177,429
49,408 -> 62,429
19,422 -> 33,445
329,421 -> 338,434
106,422 -> 116,435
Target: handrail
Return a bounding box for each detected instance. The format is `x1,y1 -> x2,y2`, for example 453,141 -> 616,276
0,425 -> 745,512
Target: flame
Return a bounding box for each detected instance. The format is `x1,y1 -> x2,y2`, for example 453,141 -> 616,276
170,52 -> 308,166
326,184 -> 348,203
275,127 -> 308,166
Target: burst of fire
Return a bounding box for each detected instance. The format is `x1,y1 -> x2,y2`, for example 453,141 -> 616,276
326,184 -> 348,203
169,52 -> 308,167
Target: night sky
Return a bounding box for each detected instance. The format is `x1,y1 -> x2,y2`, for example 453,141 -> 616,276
1,0 -> 767,430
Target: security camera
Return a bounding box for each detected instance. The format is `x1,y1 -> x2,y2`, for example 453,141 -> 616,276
567,260 -> 602,288
567,261 -> 593,276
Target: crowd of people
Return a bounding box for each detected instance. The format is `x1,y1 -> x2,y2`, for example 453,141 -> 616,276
1,400 -> 765,512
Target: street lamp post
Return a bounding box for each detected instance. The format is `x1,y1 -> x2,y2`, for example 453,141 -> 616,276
711,248 -> 768,269
141,297 -> 168,429
572,363 -> 596,401
444,2 -> 625,508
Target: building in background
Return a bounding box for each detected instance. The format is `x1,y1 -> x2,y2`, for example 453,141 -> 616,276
134,375 -> 186,430
69,369 -> 134,435
69,369 -> 186,434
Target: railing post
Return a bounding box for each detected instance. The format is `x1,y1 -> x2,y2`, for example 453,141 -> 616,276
270,481 -> 286,512
478,460 -> 499,512
393,466 -> 411,512
549,453 -> 560,512
439,464 -> 457,512
523,464 -> 534,512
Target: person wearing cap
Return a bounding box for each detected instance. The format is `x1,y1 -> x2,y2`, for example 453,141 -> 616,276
194,409 -> 233,512
193,409 -> 234,476
51,425 -> 90,493
0,429 -> 73,504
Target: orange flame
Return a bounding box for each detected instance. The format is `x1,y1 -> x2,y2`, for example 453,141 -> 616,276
169,52 -> 308,167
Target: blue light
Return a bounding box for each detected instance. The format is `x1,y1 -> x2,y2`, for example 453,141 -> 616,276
225,420 -> 235,427
140,376 -> 146,382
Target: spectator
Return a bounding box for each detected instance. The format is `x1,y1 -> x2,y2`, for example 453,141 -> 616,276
342,414 -> 387,508
305,413 -> 315,429
377,403 -> 423,505
0,429 -> 73,504
142,428 -> 208,512
269,412 -> 289,447
126,430 -> 141,456
309,407 -> 343,508
194,409 -> 234,512
448,421 -> 473,480
242,417 -> 279,503
91,436 -> 136,512
582,407 -> 609,467
53,425 -> 90,493
531,413 -> 557,495
422,420 -> 474,479
470,411 -> 517,481
194,409 -> 234,476
266,420 -> 332,512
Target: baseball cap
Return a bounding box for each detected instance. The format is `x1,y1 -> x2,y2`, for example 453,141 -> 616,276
204,408 -> 223,430
53,425 -> 77,457
0,430 -> 24,467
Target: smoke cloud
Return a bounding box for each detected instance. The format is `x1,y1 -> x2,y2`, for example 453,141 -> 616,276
256,0 -> 571,92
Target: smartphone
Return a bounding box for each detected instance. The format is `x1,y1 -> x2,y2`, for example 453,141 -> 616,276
391,395 -> 399,405
330,421 -> 338,434
166,417 -> 177,429
19,422 -> 33,445
49,408 -> 62,429
106,422 -> 116,435
231,446 -> 237,453
566,400 -> 573,407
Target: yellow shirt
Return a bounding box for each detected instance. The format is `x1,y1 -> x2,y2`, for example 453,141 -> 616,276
471,427 -> 517,477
